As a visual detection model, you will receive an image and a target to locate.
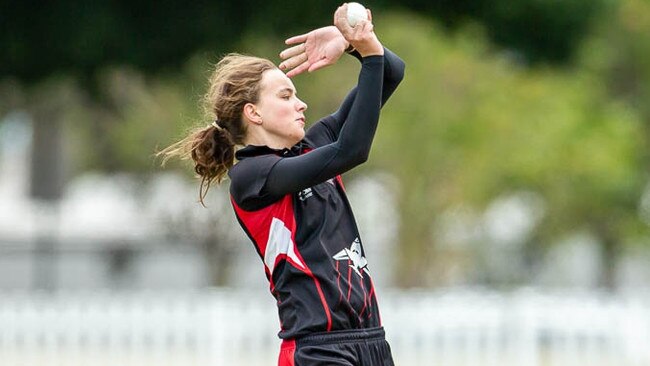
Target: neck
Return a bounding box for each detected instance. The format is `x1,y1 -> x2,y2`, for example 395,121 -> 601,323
244,128 -> 295,150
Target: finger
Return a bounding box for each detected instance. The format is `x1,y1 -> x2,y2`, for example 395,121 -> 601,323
356,19 -> 371,35
307,58 -> 333,73
279,52 -> 308,71
279,43 -> 305,60
285,33 -> 308,45
350,21 -> 372,44
350,19 -> 367,38
334,5 -> 354,38
333,4 -> 346,24
286,61 -> 311,78
334,5 -> 349,28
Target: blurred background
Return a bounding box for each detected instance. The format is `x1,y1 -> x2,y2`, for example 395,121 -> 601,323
2,0 -> 650,365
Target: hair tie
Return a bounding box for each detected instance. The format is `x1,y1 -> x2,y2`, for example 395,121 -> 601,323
211,120 -> 223,131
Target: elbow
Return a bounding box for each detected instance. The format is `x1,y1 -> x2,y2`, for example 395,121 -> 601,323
394,59 -> 406,83
349,149 -> 370,166
385,52 -> 406,84
337,144 -> 370,168
386,61 -> 405,87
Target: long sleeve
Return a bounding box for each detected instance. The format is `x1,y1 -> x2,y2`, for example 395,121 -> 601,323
304,47 -> 405,147
263,55 -> 386,197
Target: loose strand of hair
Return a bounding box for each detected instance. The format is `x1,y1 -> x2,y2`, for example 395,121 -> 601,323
198,175 -> 212,207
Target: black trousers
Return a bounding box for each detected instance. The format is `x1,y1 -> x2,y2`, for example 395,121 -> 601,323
279,327 -> 395,366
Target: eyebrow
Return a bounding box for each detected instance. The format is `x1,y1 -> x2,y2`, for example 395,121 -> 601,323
277,87 -> 296,95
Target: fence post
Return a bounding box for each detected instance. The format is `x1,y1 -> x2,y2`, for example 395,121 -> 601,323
511,291 -> 539,366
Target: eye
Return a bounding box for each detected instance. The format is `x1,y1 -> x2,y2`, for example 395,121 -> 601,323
281,95 -> 291,100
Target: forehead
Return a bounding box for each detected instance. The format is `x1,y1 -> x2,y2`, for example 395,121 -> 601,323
261,68 -> 296,94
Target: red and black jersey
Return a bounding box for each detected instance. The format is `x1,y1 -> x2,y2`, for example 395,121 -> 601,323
228,50 -> 405,339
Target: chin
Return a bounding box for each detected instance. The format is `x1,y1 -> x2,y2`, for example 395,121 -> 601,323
294,130 -> 306,143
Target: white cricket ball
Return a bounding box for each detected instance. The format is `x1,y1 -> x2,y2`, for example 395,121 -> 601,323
347,2 -> 368,27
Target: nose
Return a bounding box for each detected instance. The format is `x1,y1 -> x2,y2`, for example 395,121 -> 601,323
297,97 -> 307,112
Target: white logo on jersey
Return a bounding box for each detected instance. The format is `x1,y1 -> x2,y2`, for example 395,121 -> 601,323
299,179 -> 337,201
265,218 -> 305,273
333,238 -> 370,278
298,187 -> 313,201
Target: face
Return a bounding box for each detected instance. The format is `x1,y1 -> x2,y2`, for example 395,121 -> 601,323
254,68 -> 308,148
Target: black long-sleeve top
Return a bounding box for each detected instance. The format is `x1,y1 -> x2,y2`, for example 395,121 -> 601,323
229,48 -> 405,339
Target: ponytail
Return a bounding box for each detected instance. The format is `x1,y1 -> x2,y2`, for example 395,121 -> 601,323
157,53 -> 276,205
157,121 -> 235,206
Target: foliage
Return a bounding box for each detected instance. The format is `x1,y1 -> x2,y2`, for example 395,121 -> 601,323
579,0 -> 650,125
1,0 -> 606,83
2,1 -> 650,289
227,7 -> 649,288
391,0 -> 607,64
370,11 -> 647,287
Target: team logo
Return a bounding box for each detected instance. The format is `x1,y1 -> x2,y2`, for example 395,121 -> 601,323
333,238 -> 370,277
298,187 -> 313,201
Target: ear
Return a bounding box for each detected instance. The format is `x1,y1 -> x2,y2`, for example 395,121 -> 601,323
243,103 -> 263,125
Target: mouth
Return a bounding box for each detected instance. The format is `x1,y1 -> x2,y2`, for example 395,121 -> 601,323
297,117 -> 305,126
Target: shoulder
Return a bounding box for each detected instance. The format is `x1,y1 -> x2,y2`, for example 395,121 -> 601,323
229,154 -> 279,180
228,154 -> 283,210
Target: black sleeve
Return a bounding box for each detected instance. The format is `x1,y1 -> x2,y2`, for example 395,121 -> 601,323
263,55 -> 386,198
229,154 -> 282,210
304,47 -> 405,147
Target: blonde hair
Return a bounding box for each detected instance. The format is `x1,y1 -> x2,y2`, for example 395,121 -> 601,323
157,53 -> 276,205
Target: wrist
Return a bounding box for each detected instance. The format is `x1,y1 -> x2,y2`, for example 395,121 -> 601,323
357,46 -> 384,57
349,36 -> 383,57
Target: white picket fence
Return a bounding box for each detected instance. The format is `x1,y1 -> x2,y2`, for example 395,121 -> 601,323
0,288 -> 649,366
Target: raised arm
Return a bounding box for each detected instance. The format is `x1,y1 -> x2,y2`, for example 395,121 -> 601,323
279,22 -> 404,147
265,56 -> 384,197
263,4 -> 386,197
311,47 -> 404,145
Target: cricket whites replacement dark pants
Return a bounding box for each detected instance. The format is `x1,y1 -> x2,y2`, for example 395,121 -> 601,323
278,327 -> 395,366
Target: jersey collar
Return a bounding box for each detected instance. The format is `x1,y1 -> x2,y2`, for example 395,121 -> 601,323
236,141 -> 307,160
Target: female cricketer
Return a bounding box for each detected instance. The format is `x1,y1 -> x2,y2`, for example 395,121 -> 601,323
159,4 -> 405,365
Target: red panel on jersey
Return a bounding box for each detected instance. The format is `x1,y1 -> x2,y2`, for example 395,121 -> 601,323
231,195 -> 333,331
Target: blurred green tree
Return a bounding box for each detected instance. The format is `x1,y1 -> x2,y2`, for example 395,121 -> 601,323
367,11 -> 647,288
580,0 -> 650,135
0,0 -> 609,175
1,0 -> 606,83
575,0 -> 650,287
3,1 -> 648,290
